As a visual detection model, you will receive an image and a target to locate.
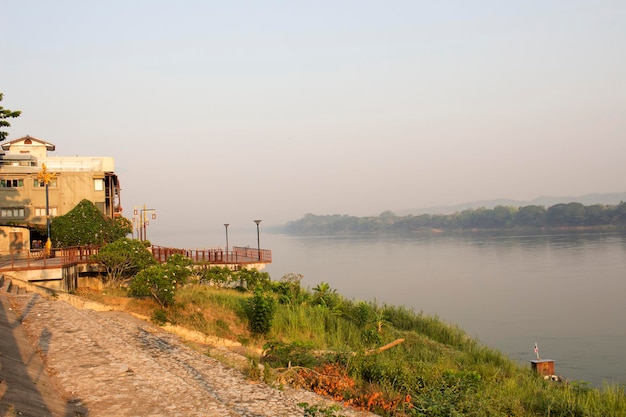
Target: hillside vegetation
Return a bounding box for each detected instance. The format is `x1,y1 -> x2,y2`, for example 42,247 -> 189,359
84,263 -> 626,417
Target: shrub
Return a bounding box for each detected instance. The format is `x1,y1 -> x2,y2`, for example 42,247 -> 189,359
51,199 -> 132,247
312,282 -> 342,310
274,273 -> 307,305
129,253 -> 193,307
92,238 -> 156,287
151,308 -> 168,325
200,266 -> 234,287
247,289 -> 276,336
162,253 -> 194,285
130,264 -> 175,307
237,268 -> 271,291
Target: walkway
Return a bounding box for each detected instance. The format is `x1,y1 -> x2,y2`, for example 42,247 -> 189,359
0,279 -> 375,417
0,282 -> 84,416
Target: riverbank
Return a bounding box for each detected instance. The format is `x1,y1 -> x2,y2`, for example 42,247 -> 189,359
0,280 -> 374,417
3,268 -> 626,416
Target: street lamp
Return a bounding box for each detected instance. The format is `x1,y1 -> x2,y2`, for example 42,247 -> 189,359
224,223 -> 229,261
254,219 -> 262,261
133,205 -> 156,242
142,207 -> 156,242
37,163 -> 56,256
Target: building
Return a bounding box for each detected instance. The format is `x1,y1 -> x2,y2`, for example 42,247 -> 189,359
0,135 -> 122,251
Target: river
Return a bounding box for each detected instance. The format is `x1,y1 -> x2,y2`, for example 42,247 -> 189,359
154,228 -> 626,387
262,230 -> 626,388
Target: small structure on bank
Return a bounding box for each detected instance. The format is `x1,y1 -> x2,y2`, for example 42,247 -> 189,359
530,342 -> 561,381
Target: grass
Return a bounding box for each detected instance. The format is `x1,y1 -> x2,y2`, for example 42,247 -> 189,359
85,280 -> 626,416
169,285 -> 250,340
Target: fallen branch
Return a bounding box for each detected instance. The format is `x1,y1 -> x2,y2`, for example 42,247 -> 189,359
364,338 -> 405,356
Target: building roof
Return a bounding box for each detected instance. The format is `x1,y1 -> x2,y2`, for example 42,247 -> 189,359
1,135 -> 56,151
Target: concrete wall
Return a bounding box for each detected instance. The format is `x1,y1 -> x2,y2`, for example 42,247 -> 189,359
5,262 -> 104,292
0,226 -> 31,253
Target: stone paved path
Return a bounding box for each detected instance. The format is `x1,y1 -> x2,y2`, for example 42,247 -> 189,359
1,286 -> 376,417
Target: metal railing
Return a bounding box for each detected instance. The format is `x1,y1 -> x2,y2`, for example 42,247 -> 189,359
0,245 -> 101,272
0,244 -> 272,273
151,245 -> 272,264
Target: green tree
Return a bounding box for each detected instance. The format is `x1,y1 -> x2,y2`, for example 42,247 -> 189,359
515,205 -> 547,227
547,202 -> 586,226
51,199 -> 132,247
613,202 -> 626,224
0,93 -> 21,141
92,237 -> 156,287
379,210 -> 397,226
584,204 -> 610,226
492,205 -> 516,228
129,254 -> 193,307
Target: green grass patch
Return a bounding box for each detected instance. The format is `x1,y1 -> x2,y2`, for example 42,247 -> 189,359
113,276 -> 626,416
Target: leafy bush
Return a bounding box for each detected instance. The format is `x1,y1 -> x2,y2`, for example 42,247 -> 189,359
129,265 -> 175,307
199,266 -> 234,287
351,301 -> 376,327
273,273 -> 308,305
162,253 -> 195,283
247,289 -> 276,336
51,199 -> 132,247
92,238 -> 156,286
312,282 -> 342,310
129,253 -> 194,307
237,268 -> 271,291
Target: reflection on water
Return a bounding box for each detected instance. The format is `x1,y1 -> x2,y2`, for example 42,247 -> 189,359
261,231 -> 626,387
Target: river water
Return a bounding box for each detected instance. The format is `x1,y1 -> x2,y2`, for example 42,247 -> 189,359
155,228 -> 626,387
261,231 -> 626,388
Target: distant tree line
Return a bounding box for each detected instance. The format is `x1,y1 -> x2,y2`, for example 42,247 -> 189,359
282,202 -> 626,235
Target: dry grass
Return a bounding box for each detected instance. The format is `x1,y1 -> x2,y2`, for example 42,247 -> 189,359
72,285 -> 261,359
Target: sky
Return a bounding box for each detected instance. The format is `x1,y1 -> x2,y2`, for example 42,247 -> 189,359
1,1 -> 625,246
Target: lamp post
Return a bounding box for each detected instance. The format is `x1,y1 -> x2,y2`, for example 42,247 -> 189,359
254,219 -> 262,261
141,207 -> 156,242
133,205 -> 156,242
37,163 -> 56,256
224,223 -> 229,262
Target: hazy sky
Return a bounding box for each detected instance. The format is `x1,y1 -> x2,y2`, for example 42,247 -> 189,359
2,1 -> 625,245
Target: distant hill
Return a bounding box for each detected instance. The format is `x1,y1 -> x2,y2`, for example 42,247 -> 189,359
399,192 -> 626,216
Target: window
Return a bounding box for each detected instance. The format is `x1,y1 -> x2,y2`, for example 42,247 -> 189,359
0,207 -> 25,218
33,178 -> 57,188
94,178 -> 104,191
35,207 -> 58,217
0,179 -> 24,188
